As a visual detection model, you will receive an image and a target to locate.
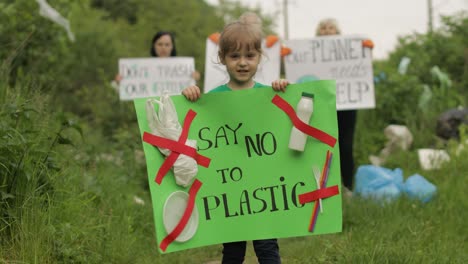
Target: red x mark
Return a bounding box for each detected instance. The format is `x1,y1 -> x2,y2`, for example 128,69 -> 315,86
143,109 -> 211,184
271,95 -> 337,148
160,179 -> 202,252
298,151 -> 340,232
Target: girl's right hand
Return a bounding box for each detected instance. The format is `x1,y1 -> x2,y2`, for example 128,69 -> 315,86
272,79 -> 289,92
182,85 -> 201,101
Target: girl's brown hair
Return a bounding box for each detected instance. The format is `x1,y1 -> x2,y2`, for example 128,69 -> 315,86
218,12 -> 264,61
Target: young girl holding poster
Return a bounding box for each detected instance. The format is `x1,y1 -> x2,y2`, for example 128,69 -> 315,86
182,12 -> 287,264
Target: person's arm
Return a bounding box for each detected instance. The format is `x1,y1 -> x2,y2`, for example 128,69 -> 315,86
182,85 -> 201,102
271,79 -> 289,92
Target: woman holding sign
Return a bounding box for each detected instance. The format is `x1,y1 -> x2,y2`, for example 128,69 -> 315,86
316,18 -> 373,196
183,12 -> 287,264
114,31 -> 200,83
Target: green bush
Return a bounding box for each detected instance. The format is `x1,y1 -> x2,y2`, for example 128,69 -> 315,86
0,74 -> 81,239
355,13 -> 467,166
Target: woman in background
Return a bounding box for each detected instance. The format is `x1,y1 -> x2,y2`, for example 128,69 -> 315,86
115,31 -> 199,83
316,18 -> 373,196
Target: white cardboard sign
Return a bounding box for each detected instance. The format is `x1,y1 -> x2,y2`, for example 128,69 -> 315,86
284,35 -> 375,110
119,57 -> 196,100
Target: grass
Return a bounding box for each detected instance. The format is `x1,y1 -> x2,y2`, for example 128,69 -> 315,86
1,125 -> 466,263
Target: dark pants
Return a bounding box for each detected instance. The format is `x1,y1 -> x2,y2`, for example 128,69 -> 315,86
337,110 -> 357,190
222,239 -> 281,264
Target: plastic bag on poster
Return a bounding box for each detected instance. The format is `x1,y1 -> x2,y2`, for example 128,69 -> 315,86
145,95 -> 198,187
355,165 -> 404,202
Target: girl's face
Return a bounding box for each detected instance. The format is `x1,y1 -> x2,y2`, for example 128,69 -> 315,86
154,34 -> 173,57
318,23 -> 338,36
221,45 -> 261,89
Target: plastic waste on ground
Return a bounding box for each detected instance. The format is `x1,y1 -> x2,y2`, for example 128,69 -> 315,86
430,66 -> 452,89
418,84 -> 433,110
398,57 -> 411,75
417,148 -> 450,170
373,72 -> 387,84
369,125 -> 413,166
355,165 -> 437,203
355,165 -> 404,202
435,107 -> 468,140
403,174 -> 437,203
145,95 -> 198,187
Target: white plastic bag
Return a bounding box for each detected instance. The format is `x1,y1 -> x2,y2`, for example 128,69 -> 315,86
417,148 -> 450,170
369,125 -> 413,166
36,0 -> 75,42
146,95 -> 198,187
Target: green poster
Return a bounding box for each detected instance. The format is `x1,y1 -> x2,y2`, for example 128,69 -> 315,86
134,81 -> 342,253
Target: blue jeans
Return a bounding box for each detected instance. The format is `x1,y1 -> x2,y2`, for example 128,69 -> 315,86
222,239 -> 281,264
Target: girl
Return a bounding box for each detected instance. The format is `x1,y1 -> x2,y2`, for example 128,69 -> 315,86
182,12 -> 287,101
182,12 -> 286,264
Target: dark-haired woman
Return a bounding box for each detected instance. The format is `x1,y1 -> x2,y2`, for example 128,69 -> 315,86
115,31 -> 199,83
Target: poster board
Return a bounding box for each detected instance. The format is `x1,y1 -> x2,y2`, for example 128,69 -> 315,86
134,81 -> 342,253
119,57 -> 195,100
284,35 -> 375,110
203,37 -> 281,92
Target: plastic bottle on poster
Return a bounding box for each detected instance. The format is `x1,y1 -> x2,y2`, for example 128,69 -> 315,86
288,92 -> 314,151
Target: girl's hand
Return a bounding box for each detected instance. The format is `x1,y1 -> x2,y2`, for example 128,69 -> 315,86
182,85 -> 201,101
272,79 -> 289,92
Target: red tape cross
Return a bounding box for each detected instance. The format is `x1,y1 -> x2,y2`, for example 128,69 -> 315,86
299,151 -> 339,232
160,179 -> 202,252
271,95 -> 337,147
299,185 -> 339,232
143,109 -> 211,184
298,185 -> 339,204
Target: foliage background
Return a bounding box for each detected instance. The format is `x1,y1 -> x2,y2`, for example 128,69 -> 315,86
0,0 -> 466,262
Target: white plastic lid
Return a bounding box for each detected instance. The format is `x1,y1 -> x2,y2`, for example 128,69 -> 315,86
162,191 -> 199,242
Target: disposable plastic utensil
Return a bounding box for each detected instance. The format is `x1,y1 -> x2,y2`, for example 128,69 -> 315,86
312,166 -> 323,213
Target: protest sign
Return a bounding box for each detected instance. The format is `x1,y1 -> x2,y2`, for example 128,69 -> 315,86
134,81 -> 342,253
203,36 -> 281,92
284,35 -> 375,110
119,57 -> 195,100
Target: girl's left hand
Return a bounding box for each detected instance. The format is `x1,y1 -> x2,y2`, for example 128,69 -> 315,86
272,79 -> 289,92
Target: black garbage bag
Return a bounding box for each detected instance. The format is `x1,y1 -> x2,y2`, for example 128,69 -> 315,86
436,108 -> 468,140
